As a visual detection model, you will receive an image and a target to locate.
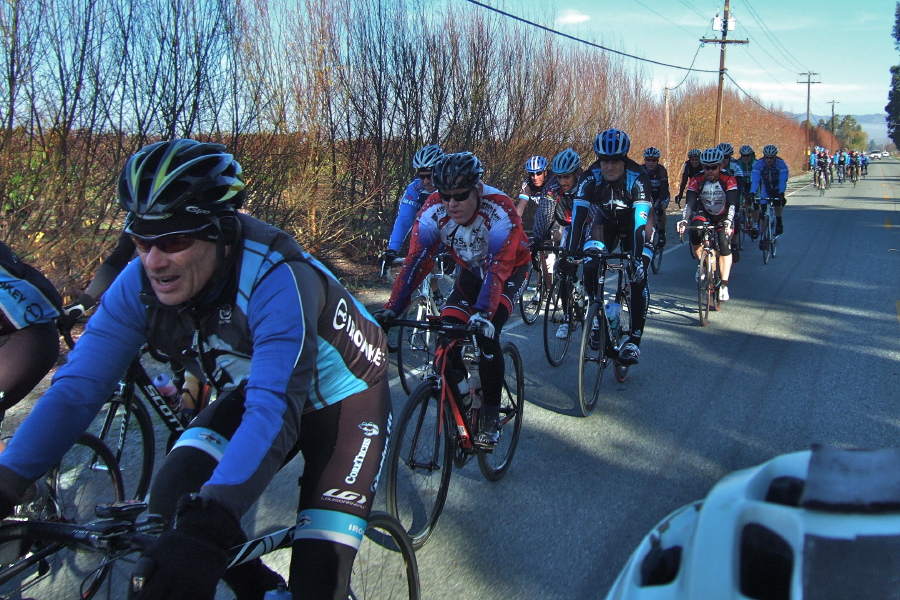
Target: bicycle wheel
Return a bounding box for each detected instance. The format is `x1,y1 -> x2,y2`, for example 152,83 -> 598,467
477,342 -> 524,481
761,215 -> 771,265
543,276 -> 572,366
384,380 -> 452,550
697,252 -> 710,326
396,296 -> 438,395
650,232 -> 663,274
87,394 -> 155,500
614,291 -> 632,383
518,261 -> 543,325
350,511 -> 420,600
0,434 -> 125,600
577,302 -> 606,417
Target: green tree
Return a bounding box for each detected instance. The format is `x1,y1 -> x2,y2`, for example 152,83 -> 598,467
887,3 -> 900,147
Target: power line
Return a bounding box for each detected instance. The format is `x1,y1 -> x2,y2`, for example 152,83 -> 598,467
676,0 -> 709,20
724,73 -> 796,121
738,0 -> 808,72
632,0 -> 701,39
462,0 -> 720,73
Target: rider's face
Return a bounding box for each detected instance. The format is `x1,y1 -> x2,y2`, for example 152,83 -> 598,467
600,158 -> 625,181
557,173 -> 577,193
703,163 -> 721,182
440,187 -> 479,224
138,239 -> 219,306
529,171 -> 547,187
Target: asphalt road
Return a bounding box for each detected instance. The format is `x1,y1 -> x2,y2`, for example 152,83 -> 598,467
4,160 -> 899,599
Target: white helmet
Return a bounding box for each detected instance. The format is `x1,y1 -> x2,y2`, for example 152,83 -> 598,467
605,446 -> 900,599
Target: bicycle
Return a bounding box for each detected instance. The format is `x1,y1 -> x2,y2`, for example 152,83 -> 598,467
758,199 -> 778,265
0,499 -> 419,599
518,246 -> 551,325
540,245 -> 587,366
384,253 -> 458,395
577,252 -> 634,417
383,317 -> 524,549
814,167 -> 828,196
649,216 -> 665,274
0,433 -> 125,599
684,223 -> 722,326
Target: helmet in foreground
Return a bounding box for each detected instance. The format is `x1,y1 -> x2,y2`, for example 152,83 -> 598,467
119,139 -> 245,237
412,144 -> 444,170
433,152 -> 484,191
604,446 -> 900,600
700,147 -> 725,167
551,149 -> 581,175
763,144 -> 779,157
525,155 -> 549,173
594,129 -> 631,159
643,147 -> 662,159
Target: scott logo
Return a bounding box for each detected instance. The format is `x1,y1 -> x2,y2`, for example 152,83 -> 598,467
358,422 -> 379,437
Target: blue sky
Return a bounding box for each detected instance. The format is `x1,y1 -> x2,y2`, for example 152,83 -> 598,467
495,0 -> 898,117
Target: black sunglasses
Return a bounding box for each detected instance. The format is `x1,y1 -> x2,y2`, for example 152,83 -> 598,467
702,164 -> 721,170
130,225 -> 212,254
417,171 -> 433,180
439,189 -> 472,202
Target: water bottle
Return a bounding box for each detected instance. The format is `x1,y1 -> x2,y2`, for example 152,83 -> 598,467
264,583 -> 291,599
605,302 -> 621,333
153,373 -> 180,410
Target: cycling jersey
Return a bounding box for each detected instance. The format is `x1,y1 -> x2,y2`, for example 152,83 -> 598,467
518,178 -> 550,207
532,176 -> 575,242
686,174 -> 739,219
750,157 -> 790,198
387,177 -> 432,252
386,183 -> 531,317
677,159 -> 704,197
0,214 -> 389,519
736,157 -> 755,191
0,241 -> 62,336
642,164 -> 671,207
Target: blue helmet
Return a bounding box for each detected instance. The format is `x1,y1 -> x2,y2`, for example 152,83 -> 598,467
687,148 -> 701,159
550,149 -> 581,175
700,147 -> 725,166
432,152 -> 483,191
643,147 -> 662,159
525,155 -> 548,173
763,144 -> 779,157
716,142 -> 735,157
412,145 -> 444,170
739,144 -> 755,156
593,129 -> 631,159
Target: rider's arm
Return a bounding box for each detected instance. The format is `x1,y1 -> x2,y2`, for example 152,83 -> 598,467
567,172 -> 593,252
77,231 -> 136,310
0,261 -> 146,497
474,189 -> 530,316
387,181 -> 425,252
658,166 -> 671,204
777,160 -> 790,193
631,173 -> 655,255
749,161 -> 762,195
384,194 -> 443,314
677,163 -> 691,197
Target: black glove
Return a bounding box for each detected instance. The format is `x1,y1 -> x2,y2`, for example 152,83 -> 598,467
371,308 -> 396,331
129,494 -> 241,600
379,249 -> 398,277
0,489 -> 15,520
631,257 -> 648,284
779,192 -> 786,205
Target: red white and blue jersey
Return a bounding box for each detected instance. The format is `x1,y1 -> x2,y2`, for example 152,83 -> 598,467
386,184 -> 530,316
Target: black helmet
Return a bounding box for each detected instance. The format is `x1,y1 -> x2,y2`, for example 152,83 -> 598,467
119,139 -> 245,236
432,152 -> 484,191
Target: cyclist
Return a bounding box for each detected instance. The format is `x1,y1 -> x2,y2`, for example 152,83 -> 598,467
379,144 -> 445,275
861,151 -> 869,176
0,139 -> 392,600
735,144 -> 755,193
749,144 -> 790,239
641,146 -> 671,249
815,149 -> 831,189
848,150 -> 860,180
676,147 -> 738,302
835,148 -> 847,183
568,128 -> 654,365
718,142 -> 745,195
373,152 -> 530,447
675,148 -> 703,206
515,155 -> 552,218
0,241 -> 62,450
534,148 -> 581,339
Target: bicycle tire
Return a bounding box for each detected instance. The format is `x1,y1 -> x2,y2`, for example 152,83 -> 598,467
697,251 -> 711,326
350,511 -> 421,600
770,218 -> 778,259
543,276 -> 572,366
383,380 -> 452,550
650,232 -> 663,274
761,215 -> 771,265
396,296 -> 438,395
577,302 -> 606,417
518,262 -> 543,325
88,394 -> 155,501
614,290 -> 632,383
477,342 -> 524,481
0,433 -> 125,600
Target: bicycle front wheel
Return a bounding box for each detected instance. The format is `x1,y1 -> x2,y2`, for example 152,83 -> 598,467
88,394 -> 155,500
384,380 -> 452,550
477,342 -> 524,481
697,253 -> 711,326
761,215 -> 771,265
350,511 -> 420,600
543,276 -> 572,366
614,291 -> 633,383
518,263 -> 544,325
396,296 -> 438,395
0,434 -> 125,600
577,302 -> 606,417
650,233 -> 664,274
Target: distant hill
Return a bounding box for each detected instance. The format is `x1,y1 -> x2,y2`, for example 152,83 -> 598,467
793,113 -> 890,147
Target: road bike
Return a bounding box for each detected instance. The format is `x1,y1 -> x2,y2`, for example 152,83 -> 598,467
0,433 -> 125,599
649,217 -> 665,274
758,199 -> 778,265
384,253 -> 458,394
0,499 -> 419,599
540,245 -> 587,366
850,163 -> 859,186
685,223 -> 723,326
383,318 -> 523,549
814,167 -> 828,196
518,247 -> 551,325
577,252 -> 634,417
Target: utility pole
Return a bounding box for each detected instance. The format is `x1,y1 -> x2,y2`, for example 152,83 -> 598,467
827,100 -> 840,142
664,86 -> 670,164
797,72 -> 820,169
700,0 -> 748,144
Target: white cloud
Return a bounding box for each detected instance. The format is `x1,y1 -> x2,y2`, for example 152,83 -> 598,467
556,9 -> 590,25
